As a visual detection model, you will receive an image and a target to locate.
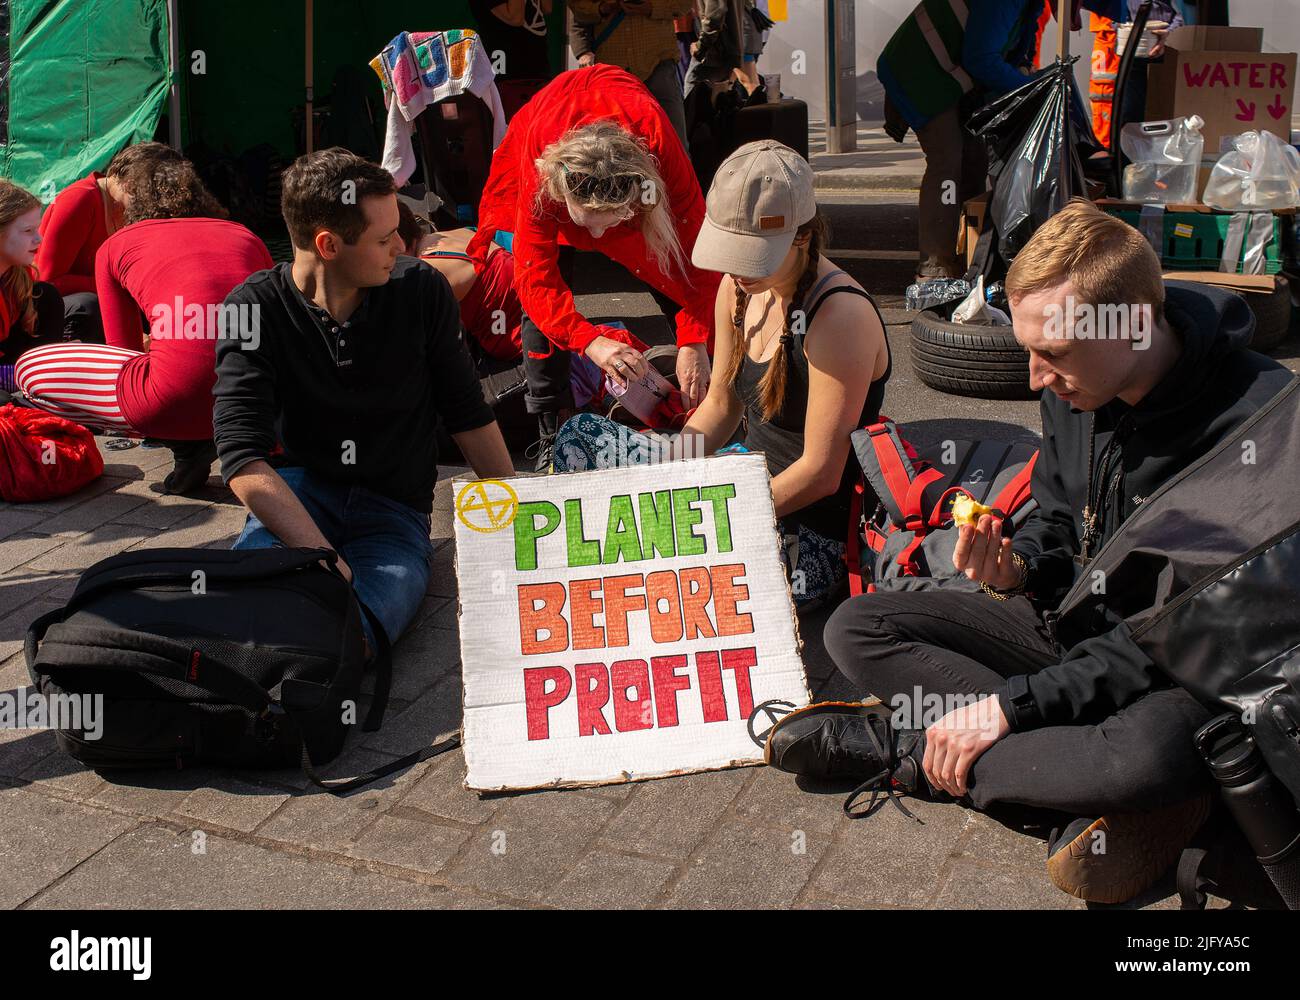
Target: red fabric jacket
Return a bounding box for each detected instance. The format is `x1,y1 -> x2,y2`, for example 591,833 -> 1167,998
468,65 -> 721,356
0,404 -> 103,502
35,173 -> 109,297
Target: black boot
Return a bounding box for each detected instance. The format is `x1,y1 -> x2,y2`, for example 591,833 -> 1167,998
527,411 -> 561,474
760,699 -> 930,821
161,440 -> 218,496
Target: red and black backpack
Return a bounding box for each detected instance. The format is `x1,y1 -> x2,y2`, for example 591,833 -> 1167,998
847,418 -> 1040,595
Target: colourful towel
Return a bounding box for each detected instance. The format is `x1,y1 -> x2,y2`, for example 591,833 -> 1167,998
371,29 -> 507,187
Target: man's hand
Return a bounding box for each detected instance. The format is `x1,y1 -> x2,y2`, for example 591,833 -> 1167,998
334,556 -> 354,584
923,694 -> 1010,796
675,341 -> 711,408
586,334 -> 648,387
1148,28 -> 1169,59
578,52 -> 596,67
952,514 -> 1022,590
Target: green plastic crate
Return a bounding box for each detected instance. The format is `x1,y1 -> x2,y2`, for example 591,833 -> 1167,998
1103,207 -> 1288,275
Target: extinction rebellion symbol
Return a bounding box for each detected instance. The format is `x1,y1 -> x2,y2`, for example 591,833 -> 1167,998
456,480 -> 519,533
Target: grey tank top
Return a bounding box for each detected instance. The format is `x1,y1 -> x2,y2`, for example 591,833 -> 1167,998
735,271 -> 890,539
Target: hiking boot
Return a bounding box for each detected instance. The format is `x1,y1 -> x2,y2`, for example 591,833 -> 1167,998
161,439 -> 218,496
527,411 -> 562,473
1046,792 -> 1214,905
762,699 -> 928,821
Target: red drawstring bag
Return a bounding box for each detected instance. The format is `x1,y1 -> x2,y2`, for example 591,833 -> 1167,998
0,405 -> 104,502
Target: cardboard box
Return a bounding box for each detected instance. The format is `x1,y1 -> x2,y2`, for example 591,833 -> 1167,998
1146,25 -> 1296,155
1162,270 -> 1278,294
956,191 -> 991,267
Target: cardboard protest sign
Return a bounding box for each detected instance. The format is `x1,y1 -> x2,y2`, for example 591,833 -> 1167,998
1146,26 -> 1296,154
453,453 -> 810,791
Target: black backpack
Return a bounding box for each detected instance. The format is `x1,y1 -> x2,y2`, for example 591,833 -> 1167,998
24,546 -> 453,792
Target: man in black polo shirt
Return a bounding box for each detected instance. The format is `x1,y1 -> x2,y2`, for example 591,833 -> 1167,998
213,148 -> 515,651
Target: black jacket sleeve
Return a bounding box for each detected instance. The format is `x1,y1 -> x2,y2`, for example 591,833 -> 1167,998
1011,394 -> 1080,607
213,279 -> 279,481
423,266 -> 495,435
999,620 -> 1168,730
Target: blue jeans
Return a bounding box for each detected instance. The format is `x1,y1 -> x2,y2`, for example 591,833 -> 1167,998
232,467 -> 434,648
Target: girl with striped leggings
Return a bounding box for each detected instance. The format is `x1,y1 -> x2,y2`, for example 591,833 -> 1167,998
16,158 -> 272,495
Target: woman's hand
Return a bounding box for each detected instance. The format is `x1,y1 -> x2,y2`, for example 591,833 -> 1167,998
585,335 -> 648,387
578,52 -> 596,67
675,342 -> 711,408
923,695 -> 1009,796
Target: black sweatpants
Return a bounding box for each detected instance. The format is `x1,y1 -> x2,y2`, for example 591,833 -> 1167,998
518,248 -> 680,416
824,589 -> 1213,818
520,246 -> 577,416
60,291 -> 106,344
0,281 -> 66,364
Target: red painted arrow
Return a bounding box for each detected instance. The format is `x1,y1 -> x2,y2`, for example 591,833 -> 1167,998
1235,99 -> 1257,121
1267,94 -> 1288,120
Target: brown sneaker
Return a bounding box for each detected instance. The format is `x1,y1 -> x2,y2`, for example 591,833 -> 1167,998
1046,793 -> 1214,904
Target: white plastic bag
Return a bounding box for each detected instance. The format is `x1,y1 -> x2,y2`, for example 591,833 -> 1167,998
1120,115 -> 1204,205
952,276 -> 1011,326
1203,130 -> 1300,211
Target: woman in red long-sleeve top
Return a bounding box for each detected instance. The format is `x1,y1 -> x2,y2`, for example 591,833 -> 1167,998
33,173 -> 117,297
33,143 -> 183,342
16,158 -> 272,495
468,64 -> 722,468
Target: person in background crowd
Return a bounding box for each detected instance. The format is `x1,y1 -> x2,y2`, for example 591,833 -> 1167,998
782,200 -> 1295,905
554,141 -> 890,608
469,65 -> 722,470
471,0 -> 553,78
738,0 -> 772,89
33,142 -> 184,344
879,0 -> 1098,282
470,0 -> 555,117
1116,0 -> 1183,135
213,149 -> 515,653
568,0 -> 691,149
675,4 -> 700,82
16,158 -> 272,495
395,205 -> 523,363
0,180 -> 64,392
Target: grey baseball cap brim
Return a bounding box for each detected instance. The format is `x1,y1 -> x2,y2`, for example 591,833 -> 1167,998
691,212 -> 797,278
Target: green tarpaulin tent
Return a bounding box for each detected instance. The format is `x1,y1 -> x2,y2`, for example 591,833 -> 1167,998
0,0 -> 567,203
0,0 -> 171,198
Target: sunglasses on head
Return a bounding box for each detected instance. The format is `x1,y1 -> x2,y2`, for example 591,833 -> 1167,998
561,163 -> 640,206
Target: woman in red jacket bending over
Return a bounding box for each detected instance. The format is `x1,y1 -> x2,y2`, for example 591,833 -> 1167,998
468,64 -> 722,469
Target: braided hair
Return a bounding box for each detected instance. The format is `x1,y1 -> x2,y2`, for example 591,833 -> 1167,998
723,213 -> 828,422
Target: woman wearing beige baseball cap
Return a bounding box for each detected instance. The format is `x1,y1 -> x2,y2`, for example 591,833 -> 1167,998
555,140 -> 892,606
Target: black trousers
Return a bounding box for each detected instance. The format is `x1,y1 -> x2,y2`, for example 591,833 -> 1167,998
518,248 -> 680,416
0,281 -> 65,364
520,246 -> 576,416
60,291 -> 105,344
824,589 -> 1213,818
